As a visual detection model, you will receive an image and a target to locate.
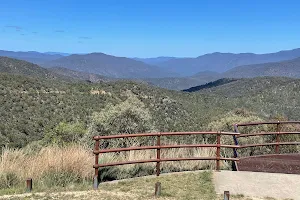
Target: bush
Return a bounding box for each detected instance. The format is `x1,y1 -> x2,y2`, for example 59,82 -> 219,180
42,170 -> 82,187
44,122 -> 86,145
83,94 -> 157,147
0,172 -> 20,189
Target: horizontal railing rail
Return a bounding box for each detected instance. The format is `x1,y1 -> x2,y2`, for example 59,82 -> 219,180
235,121 -> 300,126
233,121 -> 300,156
92,131 -> 239,189
93,131 -> 238,140
239,142 -> 300,148
237,132 -> 300,138
92,122 -> 300,189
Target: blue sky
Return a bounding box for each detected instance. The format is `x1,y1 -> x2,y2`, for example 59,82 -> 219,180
1,0 -> 300,57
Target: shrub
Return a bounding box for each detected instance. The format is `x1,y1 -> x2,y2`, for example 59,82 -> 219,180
83,94 -> 157,147
0,172 -> 20,189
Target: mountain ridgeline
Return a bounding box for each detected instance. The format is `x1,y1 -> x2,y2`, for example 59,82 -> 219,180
2,48 -> 300,91
223,57 -> 300,78
0,56 -> 68,80
43,53 -> 178,79
0,50 -> 64,65
2,53 -> 300,149
156,48 -> 300,76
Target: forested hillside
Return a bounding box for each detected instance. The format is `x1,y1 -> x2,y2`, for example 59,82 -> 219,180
0,73 -> 191,148
2,71 -> 300,149
223,57 -> 300,78
48,67 -> 115,83
0,56 -> 66,80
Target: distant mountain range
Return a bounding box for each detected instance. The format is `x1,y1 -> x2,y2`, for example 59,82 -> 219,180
44,52 -> 71,56
133,57 -> 176,65
48,67 -> 115,82
223,57 -> 300,78
3,48 -> 300,78
0,56 -> 68,80
155,48 -> 300,76
147,57 -> 300,90
2,48 -> 300,90
0,56 -> 119,84
0,50 -> 64,65
145,71 -> 221,90
43,53 -> 178,79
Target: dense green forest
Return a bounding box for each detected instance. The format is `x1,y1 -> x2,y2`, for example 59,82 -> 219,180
1,70 -> 300,149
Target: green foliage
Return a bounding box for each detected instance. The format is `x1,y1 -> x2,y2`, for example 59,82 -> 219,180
42,170 -> 83,187
206,109 -> 264,132
84,94 -> 157,147
89,94 -> 155,135
2,73 -> 300,151
44,122 -> 86,144
0,172 -> 20,189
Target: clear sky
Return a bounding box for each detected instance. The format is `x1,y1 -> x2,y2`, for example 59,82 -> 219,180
1,0 -> 300,57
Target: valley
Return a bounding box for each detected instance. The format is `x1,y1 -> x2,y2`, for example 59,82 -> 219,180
2,1 -> 300,199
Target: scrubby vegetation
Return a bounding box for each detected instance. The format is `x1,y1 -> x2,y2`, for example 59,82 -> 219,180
1,72 -> 300,194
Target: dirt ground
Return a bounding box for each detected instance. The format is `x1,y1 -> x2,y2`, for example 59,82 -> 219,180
214,170 -> 299,200
236,154 -> 300,174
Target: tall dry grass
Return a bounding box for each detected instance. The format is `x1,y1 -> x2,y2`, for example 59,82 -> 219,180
0,145 -> 93,182
0,142 -> 220,189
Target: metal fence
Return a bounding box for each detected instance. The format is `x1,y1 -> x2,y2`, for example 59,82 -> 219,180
92,121 -> 300,189
233,121 -> 300,156
93,131 -> 239,188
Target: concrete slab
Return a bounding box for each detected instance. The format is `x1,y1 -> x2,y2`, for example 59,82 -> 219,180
213,171 -> 300,200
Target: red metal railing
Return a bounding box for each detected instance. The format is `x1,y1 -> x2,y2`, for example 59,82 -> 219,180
93,131 -> 239,188
233,121 -> 300,156
92,122 -> 300,188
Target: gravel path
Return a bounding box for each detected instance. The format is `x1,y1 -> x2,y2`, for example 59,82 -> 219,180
214,170 -> 300,200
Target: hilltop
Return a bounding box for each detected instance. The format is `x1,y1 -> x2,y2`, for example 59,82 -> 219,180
0,56 -> 69,80
0,50 -> 63,65
156,48 -> 300,75
43,53 -> 177,79
223,57 -> 300,78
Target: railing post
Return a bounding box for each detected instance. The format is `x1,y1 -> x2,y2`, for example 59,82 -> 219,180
156,133 -> 161,176
94,139 -> 100,189
233,124 -> 239,158
232,124 -> 239,171
26,178 -> 32,193
275,122 -> 280,154
155,182 -> 161,197
224,191 -> 230,200
216,132 -> 221,171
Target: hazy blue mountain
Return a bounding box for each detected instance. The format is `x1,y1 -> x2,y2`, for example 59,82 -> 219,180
48,67 -> 115,82
44,52 -> 71,56
144,71 -> 220,90
44,53 -> 178,78
0,50 -> 63,65
133,57 -> 176,65
157,48 -> 300,76
223,57 -> 300,78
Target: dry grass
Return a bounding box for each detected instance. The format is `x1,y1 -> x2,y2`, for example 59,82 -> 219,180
0,143 -> 220,192
0,145 -> 93,181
